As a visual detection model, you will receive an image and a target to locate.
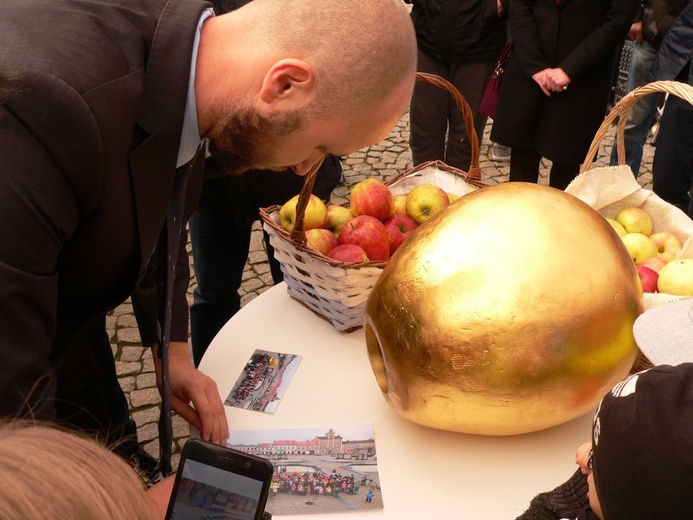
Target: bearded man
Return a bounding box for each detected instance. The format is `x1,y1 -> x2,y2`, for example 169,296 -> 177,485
0,0 -> 416,474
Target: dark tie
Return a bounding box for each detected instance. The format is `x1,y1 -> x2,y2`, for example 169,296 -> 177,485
156,148 -> 200,476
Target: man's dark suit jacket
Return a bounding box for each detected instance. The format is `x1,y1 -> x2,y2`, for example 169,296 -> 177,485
0,0 -> 208,433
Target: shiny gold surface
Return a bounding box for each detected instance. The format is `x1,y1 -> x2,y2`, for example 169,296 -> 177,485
364,182 -> 642,435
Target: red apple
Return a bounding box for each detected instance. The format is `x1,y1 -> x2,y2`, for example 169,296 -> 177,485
338,215 -> 390,261
383,214 -> 418,255
324,204 -> 354,238
305,228 -> 339,256
405,183 -> 450,224
635,265 -> 659,293
649,231 -> 682,262
349,179 -> 393,221
327,244 -> 369,263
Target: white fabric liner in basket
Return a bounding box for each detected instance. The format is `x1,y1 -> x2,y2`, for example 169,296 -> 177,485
566,164 -> 693,311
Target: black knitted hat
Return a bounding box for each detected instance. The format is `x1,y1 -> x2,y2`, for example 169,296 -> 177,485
591,363 -> 693,519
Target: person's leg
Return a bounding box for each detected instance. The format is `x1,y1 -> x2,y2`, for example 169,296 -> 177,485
263,229 -> 284,284
409,50 -> 451,166
446,59 -> 497,170
609,40 -> 659,175
653,95 -> 693,214
509,147 -> 542,184
189,177 -> 253,366
548,162 -> 581,190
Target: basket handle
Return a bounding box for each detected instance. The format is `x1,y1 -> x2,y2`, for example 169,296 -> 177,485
289,155 -> 326,244
415,72 -> 481,181
290,72 -> 481,239
582,80 -> 693,172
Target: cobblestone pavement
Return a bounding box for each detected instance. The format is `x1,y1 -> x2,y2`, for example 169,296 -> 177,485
110,112 -> 655,471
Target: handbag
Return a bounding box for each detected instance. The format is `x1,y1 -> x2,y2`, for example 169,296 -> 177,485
478,40 -> 514,119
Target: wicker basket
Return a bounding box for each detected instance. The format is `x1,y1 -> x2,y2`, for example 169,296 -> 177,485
259,72 -> 487,332
575,80 -> 693,372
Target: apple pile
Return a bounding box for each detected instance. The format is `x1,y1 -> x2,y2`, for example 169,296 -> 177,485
278,178 -> 454,263
606,206 -> 693,295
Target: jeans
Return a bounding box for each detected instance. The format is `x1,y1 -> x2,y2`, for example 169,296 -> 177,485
609,40 -> 659,176
409,49 -> 496,171
189,156 -> 342,365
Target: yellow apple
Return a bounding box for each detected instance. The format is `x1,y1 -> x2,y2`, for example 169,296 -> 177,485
605,217 -> 627,237
657,259 -> 693,295
616,207 -> 653,236
279,194 -> 327,233
620,232 -> 658,265
649,231 -> 682,262
405,183 -> 450,224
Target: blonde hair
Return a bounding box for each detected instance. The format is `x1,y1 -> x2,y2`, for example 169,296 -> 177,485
237,0 -> 417,117
0,422 -> 156,520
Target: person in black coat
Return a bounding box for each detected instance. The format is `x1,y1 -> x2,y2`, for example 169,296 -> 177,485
407,0 -> 508,171
491,0 -> 640,189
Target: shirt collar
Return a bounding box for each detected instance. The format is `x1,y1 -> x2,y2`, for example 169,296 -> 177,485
177,7 -> 214,167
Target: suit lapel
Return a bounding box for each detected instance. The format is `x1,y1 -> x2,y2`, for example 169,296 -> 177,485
128,0 -> 209,268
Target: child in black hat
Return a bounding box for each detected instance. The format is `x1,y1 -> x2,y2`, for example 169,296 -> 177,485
518,363 -> 693,519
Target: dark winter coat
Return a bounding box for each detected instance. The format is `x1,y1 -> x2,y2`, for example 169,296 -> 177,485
649,1 -> 693,83
409,0 -> 509,63
490,0 -> 640,164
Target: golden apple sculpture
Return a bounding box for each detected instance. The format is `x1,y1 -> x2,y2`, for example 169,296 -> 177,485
364,182 -> 642,435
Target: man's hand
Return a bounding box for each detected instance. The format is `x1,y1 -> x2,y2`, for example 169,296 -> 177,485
629,21 -> 643,43
152,341 -> 229,445
497,0 -> 504,17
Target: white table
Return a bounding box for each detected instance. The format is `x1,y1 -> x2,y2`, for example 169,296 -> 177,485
199,283 -> 593,519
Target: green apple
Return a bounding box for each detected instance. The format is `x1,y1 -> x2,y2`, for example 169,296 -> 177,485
405,183 -> 450,224
279,194 -> 327,233
605,217 -> 627,237
620,232 -> 658,265
616,207 -> 653,236
657,258 -> 693,295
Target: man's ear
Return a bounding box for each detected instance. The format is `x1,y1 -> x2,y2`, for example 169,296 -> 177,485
259,59 -> 315,106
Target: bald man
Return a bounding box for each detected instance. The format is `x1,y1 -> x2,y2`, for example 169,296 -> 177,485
0,0 -> 416,470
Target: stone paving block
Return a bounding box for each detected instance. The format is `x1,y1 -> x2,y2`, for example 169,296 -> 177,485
117,327 -> 143,344
120,345 -> 145,362
136,372 -> 157,389
116,361 -> 141,377
132,406 -> 160,426
130,388 -> 162,408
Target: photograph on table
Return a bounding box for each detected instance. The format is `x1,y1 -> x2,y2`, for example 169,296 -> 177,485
225,349 -> 302,413
227,424 -> 383,515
